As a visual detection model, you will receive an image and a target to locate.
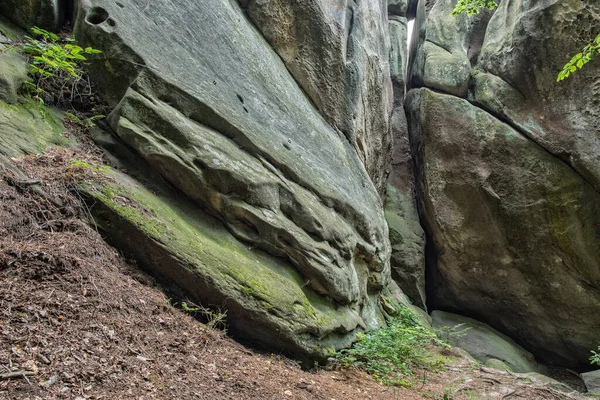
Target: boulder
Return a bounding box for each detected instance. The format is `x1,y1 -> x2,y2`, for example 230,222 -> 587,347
432,311 -> 539,373
407,0 -> 495,97
71,0 -> 394,360
239,0 -> 393,196
582,370 -> 600,395
388,0 -> 408,17
472,0 -> 600,193
406,0 -> 600,369
408,88 -> 600,369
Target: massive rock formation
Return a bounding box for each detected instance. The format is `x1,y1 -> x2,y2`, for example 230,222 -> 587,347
49,0 -> 402,360
408,0 -> 600,368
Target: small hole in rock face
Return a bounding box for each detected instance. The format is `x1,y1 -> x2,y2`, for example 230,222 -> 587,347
115,1 -> 125,8
236,94 -> 244,104
107,18 -> 116,27
243,106 -> 249,113
87,7 -> 110,25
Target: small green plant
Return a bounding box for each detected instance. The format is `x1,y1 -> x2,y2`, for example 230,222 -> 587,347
436,323 -> 471,343
335,305 -> 447,386
557,33 -> 600,81
65,111 -> 106,128
69,159 -> 111,173
451,0 -> 497,16
591,346 -> 600,366
18,26 -> 101,105
180,301 -> 227,331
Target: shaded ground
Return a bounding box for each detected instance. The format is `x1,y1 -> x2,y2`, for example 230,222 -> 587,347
0,146 -> 590,400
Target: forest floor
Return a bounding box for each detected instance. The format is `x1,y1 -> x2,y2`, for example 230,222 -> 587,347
0,142 -> 591,400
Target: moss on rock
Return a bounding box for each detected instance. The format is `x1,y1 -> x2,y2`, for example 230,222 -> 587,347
79,171 -> 367,362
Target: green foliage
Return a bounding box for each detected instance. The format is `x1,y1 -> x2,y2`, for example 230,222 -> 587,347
451,0 -> 497,16
18,27 -> 101,105
557,33 -> 600,81
21,27 -> 100,81
335,306 -> 447,386
591,346 -> 600,366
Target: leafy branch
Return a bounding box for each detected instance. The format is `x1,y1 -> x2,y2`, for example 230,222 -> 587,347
591,346 -> 600,366
557,33 -> 600,81
17,26 -> 101,106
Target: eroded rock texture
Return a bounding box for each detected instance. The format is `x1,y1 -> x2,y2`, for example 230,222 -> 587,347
408,0 -> 600,368
67,0 -> 397,360
238,0 -> 394,196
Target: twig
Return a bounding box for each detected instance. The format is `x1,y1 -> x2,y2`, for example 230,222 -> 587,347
0,371 -> 35,380
501,389 -> 516,399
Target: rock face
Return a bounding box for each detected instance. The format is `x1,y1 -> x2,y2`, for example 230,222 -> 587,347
581,370 -> 600,395
408,0 -> 600,368
431,311 -> 540,373
239,0 -> 393,195
0,0 -> 64,31
65,0 -> 397,360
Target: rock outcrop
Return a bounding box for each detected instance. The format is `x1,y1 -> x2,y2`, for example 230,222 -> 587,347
53,0 -> 400,360
431,311 -> 540,373
408,0 -> 600,368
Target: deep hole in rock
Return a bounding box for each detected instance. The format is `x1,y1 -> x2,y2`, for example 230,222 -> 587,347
87,7 -> 110,25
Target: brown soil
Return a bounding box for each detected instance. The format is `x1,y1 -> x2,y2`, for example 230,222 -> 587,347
0,146 -> 589,400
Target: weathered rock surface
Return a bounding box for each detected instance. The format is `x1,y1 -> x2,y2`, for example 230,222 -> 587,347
239,0 -> 393,195
81,170 -> 368,361
407,0 -> 600,369
408,87 -> 600,369
0,0 -> 64,31
408,0 -> 494,97
0,51 -> 28,105
0,45 -> 67,158
431,311 -> 539,373
473,0 -> 600,193
66,0 -> 396,359
582,370 -> 600,395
